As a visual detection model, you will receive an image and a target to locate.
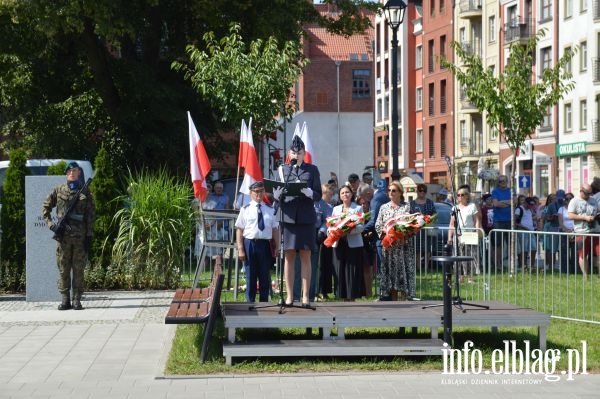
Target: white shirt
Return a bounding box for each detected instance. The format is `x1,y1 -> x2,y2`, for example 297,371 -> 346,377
235,201 -> 278,240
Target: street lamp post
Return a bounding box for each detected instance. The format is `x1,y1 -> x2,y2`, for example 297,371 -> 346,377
384,0 -> 407,182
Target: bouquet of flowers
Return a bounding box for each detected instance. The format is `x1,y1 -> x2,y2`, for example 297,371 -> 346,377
323,211 -> 369,247
381,213 -> 437,249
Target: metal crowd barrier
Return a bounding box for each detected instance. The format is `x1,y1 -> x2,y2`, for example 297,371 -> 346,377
193,208 -> 241,297
414,227 -> 598,324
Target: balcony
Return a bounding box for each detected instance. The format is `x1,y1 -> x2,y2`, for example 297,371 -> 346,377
593,58 -> 600,83
593,119 -> 600,142
458,0 -> 482,19
460,41 -> 481,58
459,92 -> 479,113
504,18 -> 534,45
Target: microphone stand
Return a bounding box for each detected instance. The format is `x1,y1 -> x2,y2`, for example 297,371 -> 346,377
444,156 -> 488,312
423,156 -> 488,314
249,160 -> 315,313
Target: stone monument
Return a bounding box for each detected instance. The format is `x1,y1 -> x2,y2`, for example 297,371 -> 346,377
25,176 -> 64,301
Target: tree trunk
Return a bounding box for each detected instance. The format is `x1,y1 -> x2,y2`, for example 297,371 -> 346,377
81,17 -> 121,123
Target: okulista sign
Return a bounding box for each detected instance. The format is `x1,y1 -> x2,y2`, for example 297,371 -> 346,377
556,142 -> 586,156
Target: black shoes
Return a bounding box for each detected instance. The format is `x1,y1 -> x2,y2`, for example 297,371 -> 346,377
58,302 -> 72,310
72,300 -> 83,310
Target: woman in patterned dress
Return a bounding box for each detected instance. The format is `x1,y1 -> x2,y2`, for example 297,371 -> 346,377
375,181 -> 416,301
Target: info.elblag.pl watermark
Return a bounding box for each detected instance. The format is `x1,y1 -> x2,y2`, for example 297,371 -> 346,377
441,340 -> 588,384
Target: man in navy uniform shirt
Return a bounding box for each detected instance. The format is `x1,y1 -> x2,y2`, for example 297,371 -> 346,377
236,181 -> 279,303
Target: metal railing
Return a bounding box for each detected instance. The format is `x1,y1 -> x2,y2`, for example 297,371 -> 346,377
185,213 -> 598,324
192,209 -> 241,296
414,227 -> 598,324
504,18 -> 535,44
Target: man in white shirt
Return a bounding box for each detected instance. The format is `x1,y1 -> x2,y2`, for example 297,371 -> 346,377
568,183 -> 599,278
236,182 -> 280,302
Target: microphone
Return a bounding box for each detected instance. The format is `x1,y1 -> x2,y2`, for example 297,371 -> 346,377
290,159 -> 298,168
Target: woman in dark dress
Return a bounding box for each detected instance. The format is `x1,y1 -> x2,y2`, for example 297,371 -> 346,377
330,185 -> 365,300
273,136 -> 322,307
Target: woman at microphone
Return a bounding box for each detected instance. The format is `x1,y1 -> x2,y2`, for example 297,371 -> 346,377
273,136 -> 322,307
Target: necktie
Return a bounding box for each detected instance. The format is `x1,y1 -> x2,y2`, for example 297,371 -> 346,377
257,203 -> 265,231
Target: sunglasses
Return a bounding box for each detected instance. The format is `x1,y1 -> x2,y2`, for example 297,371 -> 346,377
418,189 -> 427,193
388,189 -> 399,193
581,189 -> 592,195
498,180 -> 507,183
457,193 -> 468,197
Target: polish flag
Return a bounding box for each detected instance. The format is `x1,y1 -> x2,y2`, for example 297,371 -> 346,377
238,118 -> 263,194
298,121 -> 315,165
285,121 -> 315,165
188,111 -> 211,201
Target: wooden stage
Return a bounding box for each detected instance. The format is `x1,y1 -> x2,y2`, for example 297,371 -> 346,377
221,300 -> 550,366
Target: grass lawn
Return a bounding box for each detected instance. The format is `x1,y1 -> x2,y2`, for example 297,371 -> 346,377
164,283 -> 600,375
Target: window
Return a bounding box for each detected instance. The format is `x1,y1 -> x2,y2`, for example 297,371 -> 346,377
580,41 -> 587,71
428,40 -> 435,73
541,0 -> 552,20
428,82 -> 435,116
488,16 -> 496,43
352,69 -> 371,98
416,128 -> 423,152
490,126 -> 498,141
564,46 -> 572,74
580,100 -> 587,130
415,45 -> 422,69
377,98 -> 383,122
565,0 -> 573,19
440,35 -> 447,62
581,0 -> 587,12
440,80 -> 447,114
440,124 -> 447,157
542,106 -> 552,129
428,126 -> 435,159
541,47 -> 552,74
416,87 -> 423,110
565,103 -> 572,132
430,0 -> 436,16
460,120 -> 467,144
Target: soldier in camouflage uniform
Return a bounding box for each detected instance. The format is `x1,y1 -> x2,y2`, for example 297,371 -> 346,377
42,161 -> 95,310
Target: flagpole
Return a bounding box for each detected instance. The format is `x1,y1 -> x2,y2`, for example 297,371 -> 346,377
234,120 -> 245,208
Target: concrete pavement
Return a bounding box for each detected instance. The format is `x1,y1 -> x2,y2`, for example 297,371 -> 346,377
0,290 -> 598,398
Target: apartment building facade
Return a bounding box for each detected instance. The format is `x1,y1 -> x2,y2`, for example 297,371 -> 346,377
375,0 -> 600,196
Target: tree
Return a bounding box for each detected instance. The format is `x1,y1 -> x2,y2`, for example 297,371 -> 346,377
0,148 -> 28,290
442,29 -> 575,229
172,23 -> 309,138
442,29 -> 575,275
0,1 -> 377,173
90,145 -> 122,269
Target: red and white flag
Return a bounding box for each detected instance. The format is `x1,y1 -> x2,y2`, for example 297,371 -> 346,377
298,121 -> 315,165
285,121 -> 315,165
238,118 -> 263,195
188,111 -> 211,201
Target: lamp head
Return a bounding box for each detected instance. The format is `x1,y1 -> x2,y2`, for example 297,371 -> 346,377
383,0 -> 408,29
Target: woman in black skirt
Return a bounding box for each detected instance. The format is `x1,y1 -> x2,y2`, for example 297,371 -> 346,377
273,136 -> 322,307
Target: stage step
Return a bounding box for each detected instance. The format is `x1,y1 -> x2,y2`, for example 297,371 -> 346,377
223,338 -> 444,365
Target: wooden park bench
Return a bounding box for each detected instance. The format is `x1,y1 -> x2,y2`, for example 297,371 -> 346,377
165,261 -> 224,362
